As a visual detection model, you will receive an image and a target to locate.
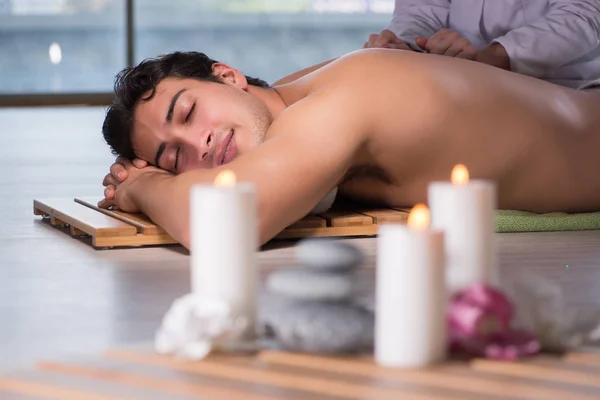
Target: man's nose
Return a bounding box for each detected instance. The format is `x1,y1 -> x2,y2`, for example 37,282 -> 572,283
175,128 -> 214,162
197,129 -> 214,162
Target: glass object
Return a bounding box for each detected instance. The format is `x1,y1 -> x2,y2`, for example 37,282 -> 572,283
0,0 -> 125,94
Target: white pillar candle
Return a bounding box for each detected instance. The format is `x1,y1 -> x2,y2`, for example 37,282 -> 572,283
428,164 -> 498,295
375,204 -> 446,368
190,170 -> 259,339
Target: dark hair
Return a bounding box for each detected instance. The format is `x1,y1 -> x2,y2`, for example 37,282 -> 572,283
102,51 -> 269,161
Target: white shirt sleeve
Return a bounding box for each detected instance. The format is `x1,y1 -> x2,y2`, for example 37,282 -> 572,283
386,0 -> 450,49
492,0 -> 600,77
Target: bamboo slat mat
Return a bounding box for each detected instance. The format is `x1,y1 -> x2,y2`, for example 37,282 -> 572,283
32,197 -> 410,248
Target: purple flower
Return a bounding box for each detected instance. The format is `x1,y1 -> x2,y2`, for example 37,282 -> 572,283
448,284 -> 540,360
449,283 -> 512,337
454,330 -> 541,360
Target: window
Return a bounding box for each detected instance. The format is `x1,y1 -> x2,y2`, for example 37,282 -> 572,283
135,0 -> 393,84
0,0 -> 125,94
0,0 -> 393,98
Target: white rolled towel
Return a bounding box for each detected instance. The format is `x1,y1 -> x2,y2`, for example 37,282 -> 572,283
309,187 -> 338,215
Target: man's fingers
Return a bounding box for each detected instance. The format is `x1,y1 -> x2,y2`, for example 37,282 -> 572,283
444,38 -> 473,57
102,173 -> 120,188
133,158 -> 148,168
375,29 -> 401,47
425,29 -> 458,54
367,31 -> 402,49
444,43 -> 464,57
428,32 -> 461,55
424,29 -> 448,51
98,197 -> 117,210
97,198 -> 109,209
415,37 -> 428,50
428,39 -> 453,55
367,33 -> 379,48
103,185 -> 116,200
456,47 -> 477,60
383,42 -> 411,50
374,35 -> 388,48
110,163 -> 127,182
115,156 -> 134,169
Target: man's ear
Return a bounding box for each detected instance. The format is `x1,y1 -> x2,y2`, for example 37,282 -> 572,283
212,62 -> 248,90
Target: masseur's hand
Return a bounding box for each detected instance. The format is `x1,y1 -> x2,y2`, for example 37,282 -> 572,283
98,156 -> 168,212
364,29 -> 411,50
416,29 -> 477,59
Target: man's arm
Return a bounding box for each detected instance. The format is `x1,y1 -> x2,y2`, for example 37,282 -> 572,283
386,0 -> 450,50
128,87 -> 367,249
490,0 -> 600,77
271,58 -> 337,86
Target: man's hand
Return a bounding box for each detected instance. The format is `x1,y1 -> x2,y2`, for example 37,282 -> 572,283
475,43 -> 511,70
416,29 -> 477,59
98,156 -> 169,213
364,29 -> 411,50
109,157 -> 148,182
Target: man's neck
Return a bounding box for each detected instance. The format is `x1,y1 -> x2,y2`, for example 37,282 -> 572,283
246,84 -> 300,121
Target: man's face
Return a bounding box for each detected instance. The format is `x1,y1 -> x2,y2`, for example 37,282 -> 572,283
131,75 -> 272,173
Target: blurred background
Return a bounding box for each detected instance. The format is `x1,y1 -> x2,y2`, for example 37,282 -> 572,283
0,0 -> 393,105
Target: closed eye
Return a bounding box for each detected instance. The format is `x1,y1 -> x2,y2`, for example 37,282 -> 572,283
185,102 -> 196,123
174,147 -> 181,172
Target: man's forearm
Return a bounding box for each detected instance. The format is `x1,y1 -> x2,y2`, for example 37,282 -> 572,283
131,172 -> 193,248
489,0 -> 600,77
475,43 -> 511,71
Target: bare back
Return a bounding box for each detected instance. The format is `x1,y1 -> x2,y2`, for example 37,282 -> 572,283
286,49 -> 600,213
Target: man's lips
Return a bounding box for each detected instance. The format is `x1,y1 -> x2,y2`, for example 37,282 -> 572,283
223,130 -> 237,165
217,129 -> 235,166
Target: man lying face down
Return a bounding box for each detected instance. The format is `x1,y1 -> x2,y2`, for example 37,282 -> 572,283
100,49 -> 600,249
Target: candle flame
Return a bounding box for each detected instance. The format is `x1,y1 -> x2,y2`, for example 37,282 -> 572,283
214,170 -> 236,187
451,164 -> 470,185
407,203 -> 430,229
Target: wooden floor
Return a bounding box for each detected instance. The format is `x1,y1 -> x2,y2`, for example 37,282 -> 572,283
2,106 -> 600,376
5,345 -> 600,399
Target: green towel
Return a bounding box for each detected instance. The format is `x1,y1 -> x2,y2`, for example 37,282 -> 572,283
495,210 -> 600,233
